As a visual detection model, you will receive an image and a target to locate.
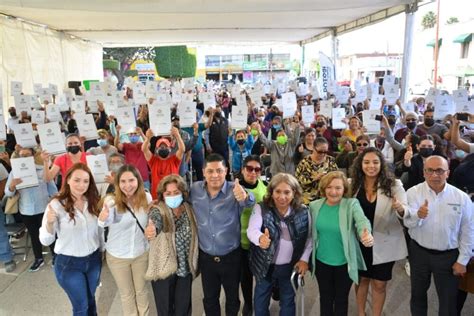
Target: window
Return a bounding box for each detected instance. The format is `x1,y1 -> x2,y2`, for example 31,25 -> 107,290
461,42 -> 469,59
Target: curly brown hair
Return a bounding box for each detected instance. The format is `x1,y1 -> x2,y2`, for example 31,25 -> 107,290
350,147 -> 394,197
54,163 -> 100,222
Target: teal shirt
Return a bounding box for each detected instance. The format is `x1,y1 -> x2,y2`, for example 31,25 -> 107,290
316,203 -> 347,265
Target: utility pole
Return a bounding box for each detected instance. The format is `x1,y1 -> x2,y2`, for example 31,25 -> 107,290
433,0 -> 441,88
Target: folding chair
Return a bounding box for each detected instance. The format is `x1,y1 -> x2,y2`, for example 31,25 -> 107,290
6,223 -> 30,262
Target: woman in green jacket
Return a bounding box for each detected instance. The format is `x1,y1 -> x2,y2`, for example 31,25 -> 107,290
309,171 -> 373,316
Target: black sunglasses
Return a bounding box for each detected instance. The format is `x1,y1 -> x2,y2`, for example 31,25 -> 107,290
244,166 -> 262,173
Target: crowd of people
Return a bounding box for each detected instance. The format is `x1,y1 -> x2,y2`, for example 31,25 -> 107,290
0,79 -> 473,316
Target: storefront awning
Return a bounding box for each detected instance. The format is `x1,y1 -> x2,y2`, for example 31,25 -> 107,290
427,38 -> 442,47
453,33 -> 472,44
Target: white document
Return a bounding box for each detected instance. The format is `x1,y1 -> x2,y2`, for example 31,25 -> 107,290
37,122 -> 66,155
201,92 -> 216,108
116,107 -> 137,134
171,88 -> 182,103
102,96 -> 118,115
452,89 -> 469,104
146,81 -> 159,99
235,94 -> 247,108
178,102 -> 197,128
301,105 -> 315,125
33,83 -> 42,96
434,95 -> 455,120
310,84 -> 321,100
231,84 -> 241,97
455,101 -> 474,114
75,114 -> 98,140
368,83 -> 379,98
11,157 -> 39,189
370,94 -> 384,110
331,108 -> 346,129
90,82 -> 105,100
11,81 -> 22,96
281,92 -> 297,118
182,93 -> 194,103
30,95 -> 41,110
335,86 -> 350,103
155,93 -> 171,105
382,75 -> 396,89
86,154 -> 109,184
49,84 -> 59,96
149,101 -> 171,136
249,91 -> 263,108
231,105 -> 248,130
327,80 -> 337,94
354,85 -> 368,103
319,100 -> 333,118
384,84 -> 399,105
31,110 -> 46,125
71,100 -> 86,115
39,88 -> 52,104
362,110 -> 381,134
297,83 -> 309,96
133,85 -> 147,104
425,88 -> 439,104
46,104 -> 61,122
12,123 -> 37,148
87,100 -> 99,113
14,95 -> 31,115
181,77 -> 195,91
0,113 -> 6,140
403,102 -> 415,112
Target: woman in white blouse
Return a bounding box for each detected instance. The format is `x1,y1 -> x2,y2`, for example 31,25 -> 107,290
39,163 -> 101,316
98,165 -> 152,316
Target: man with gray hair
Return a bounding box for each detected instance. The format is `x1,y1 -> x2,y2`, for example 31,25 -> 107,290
394,111 -> 426,143
404,155 -> 473,315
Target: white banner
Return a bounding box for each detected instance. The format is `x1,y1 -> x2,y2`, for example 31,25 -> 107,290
319,52 -> 335,96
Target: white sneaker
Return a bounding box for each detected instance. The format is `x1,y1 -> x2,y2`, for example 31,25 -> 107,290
405,261 -> 411,277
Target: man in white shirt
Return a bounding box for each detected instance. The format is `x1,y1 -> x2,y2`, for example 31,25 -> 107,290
404,156 -> 473,316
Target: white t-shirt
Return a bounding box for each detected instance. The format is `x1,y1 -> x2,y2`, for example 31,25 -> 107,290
469,143 -> 474,154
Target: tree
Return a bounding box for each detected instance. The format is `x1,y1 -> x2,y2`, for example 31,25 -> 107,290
446,17 -> 459,25
421,11 -> 437,30
154,46 -> 196,79
103,47 -> 155,87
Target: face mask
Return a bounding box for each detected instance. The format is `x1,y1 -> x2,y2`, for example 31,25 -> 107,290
419,147 -> 434,158
376,136 -> 386,144
157,147 -> 170,159
109,163 -> 123,173
455,149 -> 466,159
165,194 -> 183,209
424,118 -> 434,127
129,135 -> 140,144
236,139 -> 246,146
406,121 -> 417,130
66,145 -> 81,154
276,135 -> 288,145
97,139 -> 108,147
9,111 -> 16,117
257,116 -> 264,121
250,129 -> 258,137
0,146 -> 5,153
273,124 -> 281,130
388,118 -> 396,125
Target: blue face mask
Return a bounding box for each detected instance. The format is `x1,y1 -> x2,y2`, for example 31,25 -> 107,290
97,139 -> 108,147
455,149 -> 466,159
164,194 -> 183,209
273,124 -> 281,130
129,135 -> 140,144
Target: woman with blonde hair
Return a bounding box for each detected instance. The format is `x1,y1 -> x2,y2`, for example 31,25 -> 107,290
309,171 -> 373,316
98,165 -> 153,316
145,174 -> 199,316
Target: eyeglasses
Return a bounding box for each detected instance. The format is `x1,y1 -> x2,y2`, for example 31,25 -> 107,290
316,150 -> 328,154
424,168 -> 448,175
406,118 -> 417,122
244,166 -> 262,173
357,142 -> 369,147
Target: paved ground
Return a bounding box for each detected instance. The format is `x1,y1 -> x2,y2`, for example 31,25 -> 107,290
1,236 -> 473,316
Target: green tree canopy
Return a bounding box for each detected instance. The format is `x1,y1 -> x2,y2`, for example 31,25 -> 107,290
154,46 -> 196,79
103,47 -> 155,86
422,11 -> 437,30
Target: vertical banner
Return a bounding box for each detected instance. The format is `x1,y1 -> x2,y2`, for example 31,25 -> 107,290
318,52 -> 335,97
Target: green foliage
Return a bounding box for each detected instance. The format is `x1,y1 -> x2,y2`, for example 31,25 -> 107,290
103,59 -> 120,70
446,17 -> 459,25
291,59 -> 301,75
422,11 -> 437,30
124,69 -> 138,77
154,46 -> 196,79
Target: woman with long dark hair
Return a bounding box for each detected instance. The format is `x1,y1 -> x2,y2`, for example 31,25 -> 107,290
350,147 -> 408,316
98,165 -> 153,316
39,163 -> 101,315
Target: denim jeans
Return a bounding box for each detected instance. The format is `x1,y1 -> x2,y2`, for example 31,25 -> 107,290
54,249 -> 102,316
254,264 -> 295,316
0,209 -> 13,263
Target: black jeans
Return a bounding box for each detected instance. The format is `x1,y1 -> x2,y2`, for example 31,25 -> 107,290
151,274 -> 192,316
315,259 -> 353,316
409,240 -> 459,316
20,213 -> 54,259
199,248 -> 241,316
240,248 -> 253,309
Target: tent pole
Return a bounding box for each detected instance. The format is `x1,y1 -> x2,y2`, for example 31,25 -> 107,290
433,0 -> 441,89
400,2 -> 418,103
331,28 -> 338,80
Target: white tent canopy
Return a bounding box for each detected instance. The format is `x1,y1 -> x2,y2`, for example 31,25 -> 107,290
0,0 -> 411,46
